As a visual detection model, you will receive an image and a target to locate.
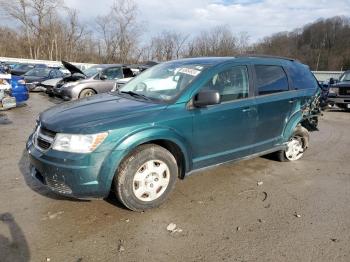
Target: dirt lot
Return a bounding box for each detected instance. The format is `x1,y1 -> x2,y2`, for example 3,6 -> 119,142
0,93 -> 350,262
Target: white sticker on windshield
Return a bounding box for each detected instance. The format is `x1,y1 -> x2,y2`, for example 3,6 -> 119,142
178,68 -> 201,76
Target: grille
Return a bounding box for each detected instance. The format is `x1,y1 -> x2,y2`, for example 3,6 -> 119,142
46,177 -> 72,194
34,125 -> 56,151
37,138 -> 51,150
339,87 -> 350,96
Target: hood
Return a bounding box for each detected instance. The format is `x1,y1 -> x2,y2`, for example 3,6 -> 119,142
24,75 -> 47,83
62,60 -> 85,76
40,93 -> 166,133
333,81 -> 350,88
41,78 -> 62,86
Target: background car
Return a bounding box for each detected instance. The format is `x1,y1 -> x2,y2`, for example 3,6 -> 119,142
328,70 -> 350,110
10,63 -> 47,76
23,67 -> 65,92
54,64 -> 135,100
11,75 -> 29,103
51,61 -> 107,96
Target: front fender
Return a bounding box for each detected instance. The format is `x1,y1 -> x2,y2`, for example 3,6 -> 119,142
97,126 -> 192,196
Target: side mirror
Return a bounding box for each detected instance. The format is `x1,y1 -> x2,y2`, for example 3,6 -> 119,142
193,90 -> 220,108
100,74 -> 108,80
329,78 -> 335,85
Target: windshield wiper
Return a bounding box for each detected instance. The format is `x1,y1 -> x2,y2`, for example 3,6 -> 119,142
119,91 -> 151,100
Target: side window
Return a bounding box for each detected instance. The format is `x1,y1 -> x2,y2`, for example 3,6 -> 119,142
255,65 -> 289,95
202,66 -> 249,102
103,67 -> 123,80
289,64 -> 318,90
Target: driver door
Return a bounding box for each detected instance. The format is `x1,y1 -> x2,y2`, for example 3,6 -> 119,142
191,65 -> 257,169
99,67 -> 123,92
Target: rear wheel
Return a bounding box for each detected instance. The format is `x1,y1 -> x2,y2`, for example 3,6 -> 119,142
277,126 -> 309,162
114,144 -> 178,211
79,88 -> 96,98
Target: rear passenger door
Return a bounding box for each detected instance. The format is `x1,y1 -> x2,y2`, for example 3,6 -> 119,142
252,64 -> 294,153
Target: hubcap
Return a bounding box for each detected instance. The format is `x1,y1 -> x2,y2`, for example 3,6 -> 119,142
132,160 -> 170,202
85,91 -> 94,97
285,136 -> 304,161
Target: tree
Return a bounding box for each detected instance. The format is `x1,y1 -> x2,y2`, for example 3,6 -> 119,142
146,31 -> 189,62
186,25 -> 238,57
96,0 -> 141,63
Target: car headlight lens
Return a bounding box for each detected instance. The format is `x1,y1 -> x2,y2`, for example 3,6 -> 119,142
18,79 -> 26,84
52,132 -> 108,153
329,87 -> 339,95
63,82 -> 78,88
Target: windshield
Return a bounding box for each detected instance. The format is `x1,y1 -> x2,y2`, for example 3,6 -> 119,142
15,64 -> 34,71
118,61 -> 209,102
24,68 -> 51,77
83,66 -> 105,77
339,72 -> 350,82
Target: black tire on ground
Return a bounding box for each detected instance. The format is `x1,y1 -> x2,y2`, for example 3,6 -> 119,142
276,125 -> 309,162
79,88 -> 96,98
114,144 -> 178,212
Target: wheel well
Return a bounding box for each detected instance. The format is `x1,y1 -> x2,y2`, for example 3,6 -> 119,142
142,140 -> 186,179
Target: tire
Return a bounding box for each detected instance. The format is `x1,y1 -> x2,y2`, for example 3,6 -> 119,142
79,88 -> 96,98
114,144 -> 178,211
276,126 -> 309,162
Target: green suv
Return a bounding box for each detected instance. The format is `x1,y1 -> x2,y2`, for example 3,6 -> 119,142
26,56 -> 319,211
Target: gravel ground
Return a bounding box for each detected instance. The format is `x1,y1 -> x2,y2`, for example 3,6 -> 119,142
0,93 -> 349,262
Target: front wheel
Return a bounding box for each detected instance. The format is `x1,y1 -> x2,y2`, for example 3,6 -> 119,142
277,126 -> 309,162
114,144 -> 178,211
79,88 -> 96,98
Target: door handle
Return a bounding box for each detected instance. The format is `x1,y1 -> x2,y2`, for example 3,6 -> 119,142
288,99 -> 296,104
242,107 -> 253,113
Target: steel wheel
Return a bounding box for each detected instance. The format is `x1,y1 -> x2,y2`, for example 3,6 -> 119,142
132,160 -> 170,202
84,90 -> 94,97
285,136 -> 304,161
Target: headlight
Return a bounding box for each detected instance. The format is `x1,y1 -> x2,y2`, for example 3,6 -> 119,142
18,80 -> 26,84
63,82 -> 78,88
52,132 -> 108,153
329,87 -> 339,95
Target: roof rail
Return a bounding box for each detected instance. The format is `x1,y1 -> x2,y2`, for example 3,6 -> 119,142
236,54 -> 296,62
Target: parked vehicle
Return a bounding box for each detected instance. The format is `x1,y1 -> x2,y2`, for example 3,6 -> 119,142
27,56 -> 319,211
11,75 -> 29,103
23,67 -> 65,92
54,64 -> 135,100
0,73 -> 16,110
0,62 -> 11,74
328,70 -> 350,110
11,63 -> 47,76
0,73 -> 28,109
50,61 -> 108,97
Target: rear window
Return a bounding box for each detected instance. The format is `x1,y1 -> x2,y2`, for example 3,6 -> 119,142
289,64 -> 318,90
255,65 -> 289,95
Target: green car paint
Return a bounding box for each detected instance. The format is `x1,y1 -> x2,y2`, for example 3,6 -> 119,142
26,56 -> 319,198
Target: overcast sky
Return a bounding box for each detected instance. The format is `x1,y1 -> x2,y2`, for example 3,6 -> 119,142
65,0 -> 350,43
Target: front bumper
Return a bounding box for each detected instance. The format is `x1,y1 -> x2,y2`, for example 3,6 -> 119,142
328,96 -> 350,105
26,135 -> 114,199
53,87 -> 72,100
